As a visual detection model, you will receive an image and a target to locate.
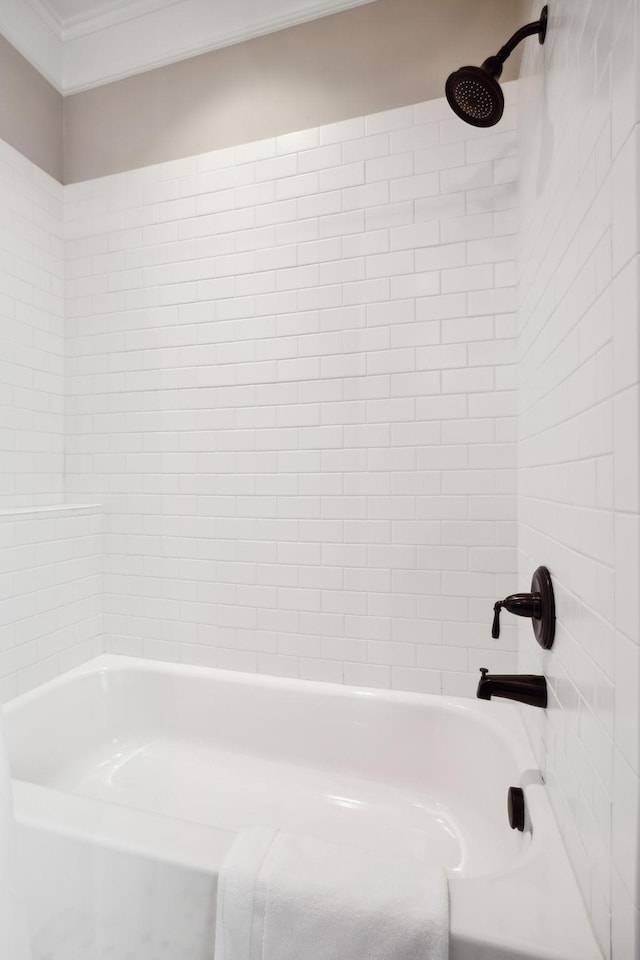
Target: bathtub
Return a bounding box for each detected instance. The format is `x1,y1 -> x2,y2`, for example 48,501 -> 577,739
4,655 -> 600,960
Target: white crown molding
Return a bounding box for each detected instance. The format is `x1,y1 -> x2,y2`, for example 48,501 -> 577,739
25,0 -> 63,38
62,0 -> 185,39
0,0 -> 64,89
2,0 -> 376,95
63,0 -> 378,93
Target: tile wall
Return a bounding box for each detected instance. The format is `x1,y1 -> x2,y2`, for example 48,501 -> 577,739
517,1 -> 640,956
64,88 -> 520,695
0,505 -> 103,703
0,139 -> 65,506
0,140 -> 102,704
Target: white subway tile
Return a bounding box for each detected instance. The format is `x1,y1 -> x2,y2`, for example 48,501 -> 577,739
342,134 -> 389,163
414,142 -> 465,174
37,99 -> 525,779
298,144 -> 342,173
343,661 -> 391,688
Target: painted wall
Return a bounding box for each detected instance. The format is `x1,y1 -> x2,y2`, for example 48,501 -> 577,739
517,0 -> 640,957
62,0 -> 523,183
64,89 -> 519,695
0,34 -> 62,182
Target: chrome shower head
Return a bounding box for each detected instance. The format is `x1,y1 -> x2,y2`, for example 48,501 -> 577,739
445,6 -> 548,128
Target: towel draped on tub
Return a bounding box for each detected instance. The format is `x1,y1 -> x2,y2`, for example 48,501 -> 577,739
215,828 -> 449,960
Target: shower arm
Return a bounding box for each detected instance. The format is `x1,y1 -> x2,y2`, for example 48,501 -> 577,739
494,6 -> 548,67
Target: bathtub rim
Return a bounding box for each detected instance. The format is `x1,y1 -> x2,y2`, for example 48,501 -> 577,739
4,652 -> 539,769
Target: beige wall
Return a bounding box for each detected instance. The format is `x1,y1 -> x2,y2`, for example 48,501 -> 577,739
63,0 -> 523,183
0,33 -> 63,182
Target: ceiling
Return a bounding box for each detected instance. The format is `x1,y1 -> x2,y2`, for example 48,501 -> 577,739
3,0 -> 377,93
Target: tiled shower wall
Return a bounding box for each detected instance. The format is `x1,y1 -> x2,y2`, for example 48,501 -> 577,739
0,139 -> 64,507
65,89 -> 519,695
0,506 -> 103,702
518,0 -> 640,956
0,140 -> 103,703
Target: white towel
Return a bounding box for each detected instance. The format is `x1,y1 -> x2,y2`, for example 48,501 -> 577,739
215,828 -> 448,960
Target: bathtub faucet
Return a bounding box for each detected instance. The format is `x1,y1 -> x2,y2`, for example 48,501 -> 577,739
476,668 -> 547,708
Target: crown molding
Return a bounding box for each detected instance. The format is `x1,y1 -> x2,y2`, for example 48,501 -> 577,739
2,0 -> 376,95
62,0 -> 184,39
0,0 -> 64,89
25,0 -> 63,38
63,0 -> 377,93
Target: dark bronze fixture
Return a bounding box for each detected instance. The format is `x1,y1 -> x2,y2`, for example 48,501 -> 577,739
507,786 -> 526,831
492,565 -> 555,650
445,5 -> 548,127
477,668 -> 548,708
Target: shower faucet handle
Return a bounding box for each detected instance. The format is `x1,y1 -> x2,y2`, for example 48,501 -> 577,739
491,566 -> 556,650
491,594 -> 539,639
492,602 -> 502,639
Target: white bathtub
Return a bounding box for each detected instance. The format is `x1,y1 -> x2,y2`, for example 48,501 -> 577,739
4,655 -> 600,960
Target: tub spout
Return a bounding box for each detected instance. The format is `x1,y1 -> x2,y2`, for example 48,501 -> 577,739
476,667 -> 547,708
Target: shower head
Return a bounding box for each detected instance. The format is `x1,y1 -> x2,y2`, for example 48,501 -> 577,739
445,63 -> 504,128
445,5 -> 548,128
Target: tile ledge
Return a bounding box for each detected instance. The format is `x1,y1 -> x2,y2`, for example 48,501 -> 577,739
0,503 -> 102,519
